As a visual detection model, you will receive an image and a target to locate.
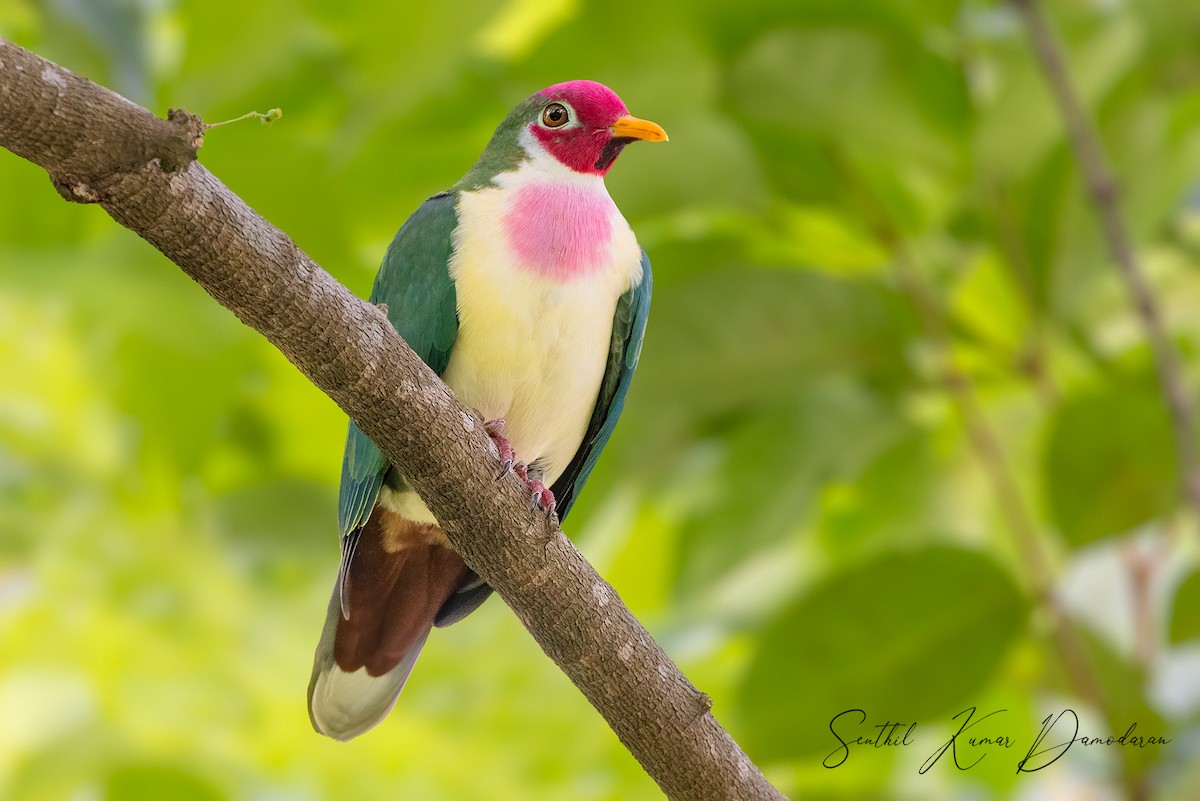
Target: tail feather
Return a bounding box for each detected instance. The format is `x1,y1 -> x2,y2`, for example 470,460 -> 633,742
307,594 -> 429,741
308,506 -> 467,740
434,571 -> 493,628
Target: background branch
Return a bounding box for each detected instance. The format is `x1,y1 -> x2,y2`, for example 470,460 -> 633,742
832,150 -> 1141,791
0,38 -> 785,801
1011,0 -> 1200,522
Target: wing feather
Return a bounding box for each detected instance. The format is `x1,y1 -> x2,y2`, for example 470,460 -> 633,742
336,192 -> 460,540
552,250 -> 652,519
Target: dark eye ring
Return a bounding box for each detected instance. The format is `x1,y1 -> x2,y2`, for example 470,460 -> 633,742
541,103 -> 569,128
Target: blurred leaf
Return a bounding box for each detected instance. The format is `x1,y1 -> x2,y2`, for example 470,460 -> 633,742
729,18 -> 968,165
747,204 -> 888,276
1168,569 -> 1200,644
1042,377 -> 1178,547
816,431 -> 943,556
970,6 -> 1141,182
5,0 -> 1200,798
738,545 -> 1026,761
105,762 -> 226,801
633,264 -> 916,426
113,320 -> 260,475
950,250 -> 1031,357
1005,151 -> 1073,311
213,478 -> 336,553
674,381 -> 905,596
474,0 -> 580,61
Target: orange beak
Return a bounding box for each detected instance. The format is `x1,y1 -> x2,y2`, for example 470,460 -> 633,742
611,114 -> 669,142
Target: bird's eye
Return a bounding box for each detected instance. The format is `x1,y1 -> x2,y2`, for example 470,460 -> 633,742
541,103 -> 569,129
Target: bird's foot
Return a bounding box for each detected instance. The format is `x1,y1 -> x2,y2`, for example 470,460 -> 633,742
511,462 -> 555,514
485,422 -> 556,518
485,419 -> 515,479
527,478 -> 557,517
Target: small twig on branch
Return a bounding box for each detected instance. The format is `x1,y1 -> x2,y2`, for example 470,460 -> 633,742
1010,0 -> 1200,521
0,37 -> 786,801
205,107 -> 283,129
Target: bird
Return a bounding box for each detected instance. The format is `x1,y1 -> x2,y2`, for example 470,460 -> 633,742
307,80 -> 666,740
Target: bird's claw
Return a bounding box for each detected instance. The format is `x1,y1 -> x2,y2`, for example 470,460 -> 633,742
527,479 -> 557,516
484,419 -> 555,516
485,418 -> 515,480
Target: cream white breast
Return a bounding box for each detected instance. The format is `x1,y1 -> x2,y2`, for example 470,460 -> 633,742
380,137 -> 642,528
444,140 -> 642,486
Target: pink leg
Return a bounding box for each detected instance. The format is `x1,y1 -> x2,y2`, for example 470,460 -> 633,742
485,420 -> 556,517
485,419 -> 515,478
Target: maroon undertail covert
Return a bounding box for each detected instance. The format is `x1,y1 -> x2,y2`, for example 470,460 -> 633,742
334,506 -> 470,677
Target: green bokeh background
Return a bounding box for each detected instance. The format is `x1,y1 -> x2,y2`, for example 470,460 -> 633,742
3,1 -> 1200,799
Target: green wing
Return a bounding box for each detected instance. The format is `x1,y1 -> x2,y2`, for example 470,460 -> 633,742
551,250 -> 652,520
337,192 -> 459,538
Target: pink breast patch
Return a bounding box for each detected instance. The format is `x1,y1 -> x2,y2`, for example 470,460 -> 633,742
503,183 -> 613,281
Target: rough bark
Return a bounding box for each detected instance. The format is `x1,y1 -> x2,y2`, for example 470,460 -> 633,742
0,38 -> 787,801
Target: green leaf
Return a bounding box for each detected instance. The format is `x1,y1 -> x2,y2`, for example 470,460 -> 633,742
632,265 -> 917,424
737,546 -> 1026,762
745,204 -> 889,277
213,478 -> 336,553
816,432 -> 942,557
105,763 -> 226,801
970,6 -> 1141,183
1169,569 -> 1200,644
1042,379 -> 1178,547
673,381 -> 906,596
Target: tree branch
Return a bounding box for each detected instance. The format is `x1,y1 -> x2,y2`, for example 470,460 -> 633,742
0,38 -> 785,801
1011,0 -> 1200,522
